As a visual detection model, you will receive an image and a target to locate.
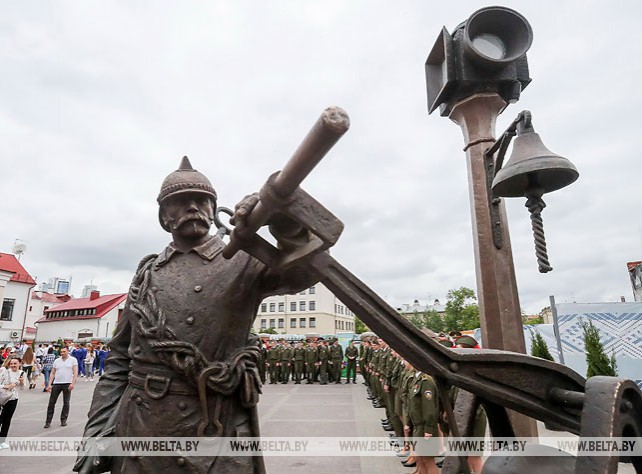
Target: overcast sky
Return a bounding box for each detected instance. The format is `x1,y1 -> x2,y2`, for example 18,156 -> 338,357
1,1 -> 640,315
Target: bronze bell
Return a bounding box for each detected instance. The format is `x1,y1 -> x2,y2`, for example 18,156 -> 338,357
492,114 -> 578,198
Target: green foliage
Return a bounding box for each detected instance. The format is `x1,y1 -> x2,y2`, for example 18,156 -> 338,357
407,309 -> 446,333
354,317 -> 368,334
424,310 -> 444,333
262,327 -> 278,335
408,312 -> 425,329
530,331 -> 554,361
580,319 -> 618,377
523,316 -> 544,325
443,287 -> 479,331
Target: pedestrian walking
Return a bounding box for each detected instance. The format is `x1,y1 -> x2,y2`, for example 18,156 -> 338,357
44,347 -> 78,428
84,346 -> 96,381
0,357 -> 25,449
21,346 -> 36,389
41,347 -> 56,391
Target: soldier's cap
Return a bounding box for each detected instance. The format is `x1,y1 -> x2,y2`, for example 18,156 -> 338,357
437,338 -> 455,348
455,335 -> 479,348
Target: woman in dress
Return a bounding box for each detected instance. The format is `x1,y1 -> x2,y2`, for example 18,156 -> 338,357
22,346 -> 36,389
0,357 -> 25,449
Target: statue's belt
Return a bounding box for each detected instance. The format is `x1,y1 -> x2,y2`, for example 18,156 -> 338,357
129,356 -> 260,438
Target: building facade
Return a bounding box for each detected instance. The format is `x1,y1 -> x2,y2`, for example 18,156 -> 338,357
0,253 -> 37,343
253,283 -> 356,335
35,291 -> 127,342
397,299 -> 446,317
26,291 -> 72,335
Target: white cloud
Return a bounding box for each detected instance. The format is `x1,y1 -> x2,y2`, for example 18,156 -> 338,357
1,0 -> 640,316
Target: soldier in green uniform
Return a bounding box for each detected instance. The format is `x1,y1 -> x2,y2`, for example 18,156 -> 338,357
359,340 -> 369,386
267,342 -> 281,384
369,340 -> 384,407
280,340 -> 293,384
408,371 -> 440,474
305,340 -> 318,384
400,360 -> 417,464
329,338 -> 344,384
317,339 -> 329,385
344,340 -> 358,383
292,341 -> 305,384
384,350 -> 404,439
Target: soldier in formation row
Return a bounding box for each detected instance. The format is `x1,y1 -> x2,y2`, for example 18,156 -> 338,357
261,338 -> 359,385
359,334 -> 486,474
359,334 -> 487,474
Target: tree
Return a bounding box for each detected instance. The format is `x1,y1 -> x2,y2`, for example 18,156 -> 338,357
425,309 -> 444,333
530,331 -> 554,361
523,316 -> 544,325
580,319 -> 618,377
444,287 -> 479,331
262,327 -> 278,335
408,312 -> 425,329
354,316 -> 368,334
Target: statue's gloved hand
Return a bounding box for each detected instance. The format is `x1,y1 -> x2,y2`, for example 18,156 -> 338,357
231,192 -> 309,252
230,193 -> 260,232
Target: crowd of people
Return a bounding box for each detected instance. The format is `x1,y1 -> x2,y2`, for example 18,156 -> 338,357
2,332 -> 487,472
359,331 -> 486,474
0,340 -> 111,448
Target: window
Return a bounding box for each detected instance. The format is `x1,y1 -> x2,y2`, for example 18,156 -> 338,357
269,303 -> 276,312
278,318 -> 284,328
278,302 -> 284,312
290,302 -> 296,311
261,303 -> 267,312
260,319 -> 267,329
299,290 -> 306,295
299,318 -> 306,328
309,317 -> 316,328
1,299 -> 15,321
290,318 -> 297,328
309,285 -> 316,294
269,319 -> 276,328
335,320 -> 339,329
309,301 -> 316,311
299,301 -> 306,311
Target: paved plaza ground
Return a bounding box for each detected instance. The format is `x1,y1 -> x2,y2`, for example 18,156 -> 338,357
0,375 -> 636,473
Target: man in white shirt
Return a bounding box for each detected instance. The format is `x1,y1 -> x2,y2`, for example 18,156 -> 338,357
44,347 -> 78,428
35,344 -> 46,363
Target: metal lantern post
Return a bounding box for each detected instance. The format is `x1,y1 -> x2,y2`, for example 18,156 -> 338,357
425,6 -> 579,438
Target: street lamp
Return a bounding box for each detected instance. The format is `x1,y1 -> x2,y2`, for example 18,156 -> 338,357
425,6 -> 578,437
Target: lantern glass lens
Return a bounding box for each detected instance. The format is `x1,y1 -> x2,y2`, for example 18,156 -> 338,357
472,34 -> 506,59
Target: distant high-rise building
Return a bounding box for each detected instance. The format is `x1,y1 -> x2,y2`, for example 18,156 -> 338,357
47,277 -> 71,295
81,284 -> 98,298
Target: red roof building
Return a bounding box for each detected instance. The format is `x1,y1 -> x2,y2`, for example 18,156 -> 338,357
33,292 -> 73,304
1,253 -> 37,342
0,253 -> 36,285
37,291 -> 127,323
35,290 -> 127,341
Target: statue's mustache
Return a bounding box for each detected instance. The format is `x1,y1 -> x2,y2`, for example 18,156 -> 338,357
169,212 -> 212,230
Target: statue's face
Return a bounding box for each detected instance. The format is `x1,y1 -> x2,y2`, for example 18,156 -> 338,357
161,193 -> 214,240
